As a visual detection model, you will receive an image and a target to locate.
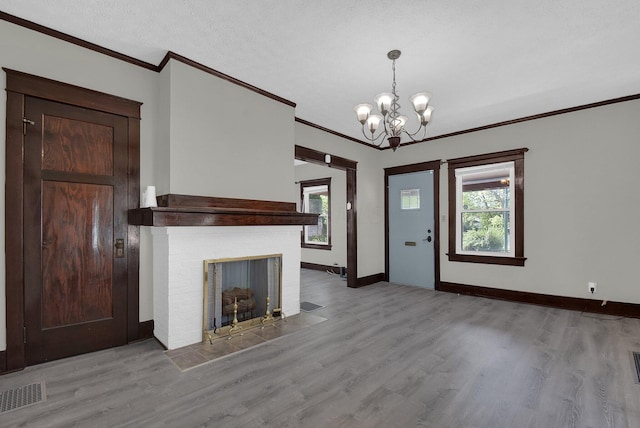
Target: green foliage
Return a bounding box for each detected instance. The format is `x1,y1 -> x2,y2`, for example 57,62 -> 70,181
461,188 -> 509,252
462,188 -> 507,210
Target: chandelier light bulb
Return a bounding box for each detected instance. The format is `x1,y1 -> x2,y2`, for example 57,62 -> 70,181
354,104 -> 372,124
390,115 -> 408,135
366,114 -> 383,134
374,93 -> 393,116
409,92 -> 432,115
418,105 -> 435,126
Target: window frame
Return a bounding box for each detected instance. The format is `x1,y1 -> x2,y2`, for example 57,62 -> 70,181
300,177 -> 332,250
456,161 -> 514,257
447,148 -> 528,266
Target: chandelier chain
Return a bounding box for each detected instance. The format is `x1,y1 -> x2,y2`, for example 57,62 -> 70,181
389,59 -> 402,136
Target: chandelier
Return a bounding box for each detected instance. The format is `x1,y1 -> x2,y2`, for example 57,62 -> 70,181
354,50 -> 434,151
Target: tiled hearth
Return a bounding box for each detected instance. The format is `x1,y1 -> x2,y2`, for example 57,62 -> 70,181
165,312 -> 326,371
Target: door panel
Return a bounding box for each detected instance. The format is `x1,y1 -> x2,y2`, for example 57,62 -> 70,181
24,97 -> 128,365
388,171 -> 435,288
42,115 -> 114,175
42,182 -> 114,328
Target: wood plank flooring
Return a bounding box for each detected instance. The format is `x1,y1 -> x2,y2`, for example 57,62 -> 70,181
2,269 -> 640,427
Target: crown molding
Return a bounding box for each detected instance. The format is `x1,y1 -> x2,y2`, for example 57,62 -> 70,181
157,52 -> 295,108
0,11 -> 295,108
385,93 -> 640,150
0,11 -> 158,71
294,117 -> 371,148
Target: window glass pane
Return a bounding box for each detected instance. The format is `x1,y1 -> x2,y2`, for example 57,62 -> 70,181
463,187 -> 510,211
303,184 -> 329,245
461,211 -> 510,253
401,189 -> 420,210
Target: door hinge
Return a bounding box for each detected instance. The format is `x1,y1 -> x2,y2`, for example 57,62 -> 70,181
22,117 -> 35,135
23,326 -> 27,344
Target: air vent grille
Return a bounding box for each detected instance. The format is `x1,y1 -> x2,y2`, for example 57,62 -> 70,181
0,381 -> 46,414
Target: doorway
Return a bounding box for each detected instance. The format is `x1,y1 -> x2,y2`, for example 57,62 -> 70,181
385,161 -> 441,289
4,69 -> 142,371
294,145 -> 358,287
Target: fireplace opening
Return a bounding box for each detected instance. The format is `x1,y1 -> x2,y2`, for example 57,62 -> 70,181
203,254 -> 282,340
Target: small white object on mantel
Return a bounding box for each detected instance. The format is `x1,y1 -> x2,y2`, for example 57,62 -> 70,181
142,186 -> 158,208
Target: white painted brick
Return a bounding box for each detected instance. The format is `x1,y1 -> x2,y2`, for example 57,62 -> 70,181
151,226 -> 301,349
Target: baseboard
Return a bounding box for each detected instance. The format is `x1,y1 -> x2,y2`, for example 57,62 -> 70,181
439,281 -> 640,318
301,262 -> 340,274
355,273 -> 385,288
0,322 -> 155,375
139,320 -> 155,340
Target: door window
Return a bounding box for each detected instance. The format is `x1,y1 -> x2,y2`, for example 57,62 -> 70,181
400,189 -> 420,210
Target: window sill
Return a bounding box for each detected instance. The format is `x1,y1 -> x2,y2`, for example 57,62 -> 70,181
301,243 -> 332,251
447,253 -> 526,266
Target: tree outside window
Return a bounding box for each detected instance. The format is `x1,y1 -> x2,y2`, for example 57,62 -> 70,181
459,163 -> 512,254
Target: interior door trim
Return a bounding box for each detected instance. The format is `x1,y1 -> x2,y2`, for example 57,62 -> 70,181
384,160 -> 441,289
294,145 -> 358,288
3,68 -> 142,372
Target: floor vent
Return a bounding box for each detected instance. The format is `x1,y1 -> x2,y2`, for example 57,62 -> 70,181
633,352 -> 640,384
0,381 -> 46,414
300,301 -> 324,312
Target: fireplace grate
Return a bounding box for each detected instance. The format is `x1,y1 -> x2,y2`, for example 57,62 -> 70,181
300,301 -> 324,312
0,381 -> 46,414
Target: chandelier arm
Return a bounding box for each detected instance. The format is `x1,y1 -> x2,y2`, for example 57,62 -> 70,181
382,117 -> 391,136
402,125 -> 429,144
403,123 -> 427,139
360,126 -> 387,146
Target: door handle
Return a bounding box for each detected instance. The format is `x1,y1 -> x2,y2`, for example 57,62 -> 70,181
423,236 -> 432,243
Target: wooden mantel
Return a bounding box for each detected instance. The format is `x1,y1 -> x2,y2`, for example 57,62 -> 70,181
128,194 -> 318,227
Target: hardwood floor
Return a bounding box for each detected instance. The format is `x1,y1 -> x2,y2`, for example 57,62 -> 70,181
2,269 -> 640,427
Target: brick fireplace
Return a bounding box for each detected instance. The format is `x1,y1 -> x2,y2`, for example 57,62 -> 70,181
129,194 -> 317,350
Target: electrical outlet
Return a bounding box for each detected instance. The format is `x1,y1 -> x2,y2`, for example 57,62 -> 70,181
588,282 -> 596,294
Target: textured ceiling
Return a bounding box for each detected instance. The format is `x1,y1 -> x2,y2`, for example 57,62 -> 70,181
2,1 -> 639,148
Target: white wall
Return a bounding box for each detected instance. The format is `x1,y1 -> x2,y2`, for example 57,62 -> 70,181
381,99 -> 640,304
295,162 -> 347,267
167,60 -> 296,202
0,19 -> 159,351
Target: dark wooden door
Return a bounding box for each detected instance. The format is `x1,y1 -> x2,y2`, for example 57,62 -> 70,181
23,96 -> 129,365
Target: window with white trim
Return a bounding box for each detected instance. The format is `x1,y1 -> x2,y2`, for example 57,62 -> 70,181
456,162 -> 514,256
447,148 -> 527,266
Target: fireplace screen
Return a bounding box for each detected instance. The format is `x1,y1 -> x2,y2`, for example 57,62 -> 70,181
203,254 -> 282,340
